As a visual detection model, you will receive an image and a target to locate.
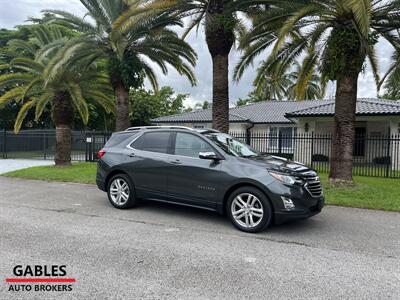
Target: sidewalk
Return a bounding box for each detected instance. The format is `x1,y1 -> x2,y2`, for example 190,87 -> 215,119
0,159 -> 53,174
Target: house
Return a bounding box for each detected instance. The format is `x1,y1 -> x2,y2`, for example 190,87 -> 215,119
151,98 -> 400,171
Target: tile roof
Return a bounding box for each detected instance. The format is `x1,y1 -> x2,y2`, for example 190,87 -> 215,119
151,109 -> 249,123
286,98 -> 400,117
151,98 -> 400,124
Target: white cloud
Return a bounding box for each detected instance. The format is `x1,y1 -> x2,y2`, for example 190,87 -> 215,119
0,0 -> 395,102
0,0 -> 86,27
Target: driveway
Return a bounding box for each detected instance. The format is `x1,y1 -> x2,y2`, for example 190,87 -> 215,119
0,177 -> 399,299
0,159 -> 53,174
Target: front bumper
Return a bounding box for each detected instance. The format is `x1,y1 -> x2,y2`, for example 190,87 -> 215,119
274,197 -> 324,224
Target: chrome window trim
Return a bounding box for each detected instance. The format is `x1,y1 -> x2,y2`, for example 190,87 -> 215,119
126,131 -> 145,151
126,130 -> 226,160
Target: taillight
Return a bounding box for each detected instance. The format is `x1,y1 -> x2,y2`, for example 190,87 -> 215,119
98,149 -> 106,159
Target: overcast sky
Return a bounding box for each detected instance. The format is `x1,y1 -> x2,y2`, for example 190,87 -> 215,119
0,0 -> 394,107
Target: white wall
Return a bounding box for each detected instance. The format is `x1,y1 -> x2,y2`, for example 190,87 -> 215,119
390,120 -> 400,171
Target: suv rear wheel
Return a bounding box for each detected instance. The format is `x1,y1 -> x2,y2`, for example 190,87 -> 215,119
107,174 -> 136,209
227,187 -> 272,233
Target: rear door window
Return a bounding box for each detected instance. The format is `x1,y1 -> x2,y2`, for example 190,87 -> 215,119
131,132 -> 172,154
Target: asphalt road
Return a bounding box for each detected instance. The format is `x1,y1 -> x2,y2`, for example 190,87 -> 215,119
1,177 -> 399,299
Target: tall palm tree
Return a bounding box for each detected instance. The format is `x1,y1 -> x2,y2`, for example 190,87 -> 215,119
115,0 -> 263,133
44,0 -> 197,131
0,25 -> 113,166
235,0 -> 400,183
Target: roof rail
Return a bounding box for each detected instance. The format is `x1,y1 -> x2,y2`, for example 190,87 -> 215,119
125,126 -> 193,131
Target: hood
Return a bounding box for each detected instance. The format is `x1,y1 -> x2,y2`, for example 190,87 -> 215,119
239,155 -> 316,176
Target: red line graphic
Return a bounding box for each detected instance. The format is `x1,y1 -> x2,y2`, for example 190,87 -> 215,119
5,278 -> 76,283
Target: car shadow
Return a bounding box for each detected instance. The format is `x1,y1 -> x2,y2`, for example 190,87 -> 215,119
134,200 -> 322,234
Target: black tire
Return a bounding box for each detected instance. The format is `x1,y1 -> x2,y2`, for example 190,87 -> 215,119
107,174 -> 137,209
226,186 -> 272,233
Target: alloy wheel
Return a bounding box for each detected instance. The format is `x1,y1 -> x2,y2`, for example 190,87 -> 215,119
109,178 -> 130,206
231,193 -> 264,228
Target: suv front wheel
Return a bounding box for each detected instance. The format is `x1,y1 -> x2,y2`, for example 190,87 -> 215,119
107,174 -> 136,209
227,187 -> 272,233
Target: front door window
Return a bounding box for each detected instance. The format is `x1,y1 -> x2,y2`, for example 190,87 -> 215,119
174,132 -> 214,158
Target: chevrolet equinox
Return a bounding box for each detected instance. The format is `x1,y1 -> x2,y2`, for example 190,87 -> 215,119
96,126 -> 324,233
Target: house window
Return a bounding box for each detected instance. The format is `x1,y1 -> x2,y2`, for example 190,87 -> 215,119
354,127 -> 366,157
268,127 -> 296,151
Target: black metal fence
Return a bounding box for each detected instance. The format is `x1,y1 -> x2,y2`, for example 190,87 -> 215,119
229,131 -> 400,179
1,129 -> 399,178
0,130 -> 111,162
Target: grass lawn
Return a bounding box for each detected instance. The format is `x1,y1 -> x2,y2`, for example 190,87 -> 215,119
2,163 -> 399,212
3,162 -> 97,185
319,174 -> 399,212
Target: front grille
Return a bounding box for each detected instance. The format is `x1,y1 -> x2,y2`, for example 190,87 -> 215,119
300,171 -> 323,197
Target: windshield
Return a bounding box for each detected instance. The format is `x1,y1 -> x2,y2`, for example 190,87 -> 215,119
204,132 -> 260,158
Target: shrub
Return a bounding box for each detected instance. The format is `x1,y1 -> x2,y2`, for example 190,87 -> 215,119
312,154 -> 329,162
373,156 -> 391,165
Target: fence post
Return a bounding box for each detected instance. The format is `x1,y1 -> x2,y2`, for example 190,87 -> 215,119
310,132 -> 314,169
85,132 -> 88,162
92,130 -> 95,161
43,131 -> 47,160
246,130 -> 251,145
385,129 -> 391,178
3,129 -> 7,159
278,131 -> 282,156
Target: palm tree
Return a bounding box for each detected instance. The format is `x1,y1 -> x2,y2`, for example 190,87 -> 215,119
240,60 -> 325,102
0,25 -> 113,166
379,51 -> 400,100
285,63 -> 325,100
235,0 -> 400,183
252,61 -> 293,100
44,0 -> 197,131
115,0 -> 264,133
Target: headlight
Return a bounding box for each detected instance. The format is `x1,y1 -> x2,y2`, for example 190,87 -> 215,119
269,171 -> 296,185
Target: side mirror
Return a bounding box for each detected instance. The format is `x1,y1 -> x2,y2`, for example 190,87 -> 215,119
199,151 -> 220,160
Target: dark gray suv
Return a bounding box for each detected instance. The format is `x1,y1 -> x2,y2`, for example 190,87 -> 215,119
96,126 -> 324,233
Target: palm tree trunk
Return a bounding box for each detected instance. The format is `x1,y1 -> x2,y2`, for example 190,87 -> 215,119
111,73 -> 131,131
205,9 -> 234,134
329,73 -> 358,184
211,53 -> 230,133
52,91 -> 74,166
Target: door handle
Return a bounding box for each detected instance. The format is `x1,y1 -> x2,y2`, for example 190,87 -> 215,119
127,152 -> 136,158
170,159 -> 181,164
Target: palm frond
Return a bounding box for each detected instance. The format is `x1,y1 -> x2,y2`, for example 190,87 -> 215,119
10,57 -> 44,74
14,100 -> 36,133
349,0 -> 372,38
0,87 -> 24,108
35,93 -> 53,121
68,84 -> 89,124
0,73 -> 34,89
366,45 -> 380,88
